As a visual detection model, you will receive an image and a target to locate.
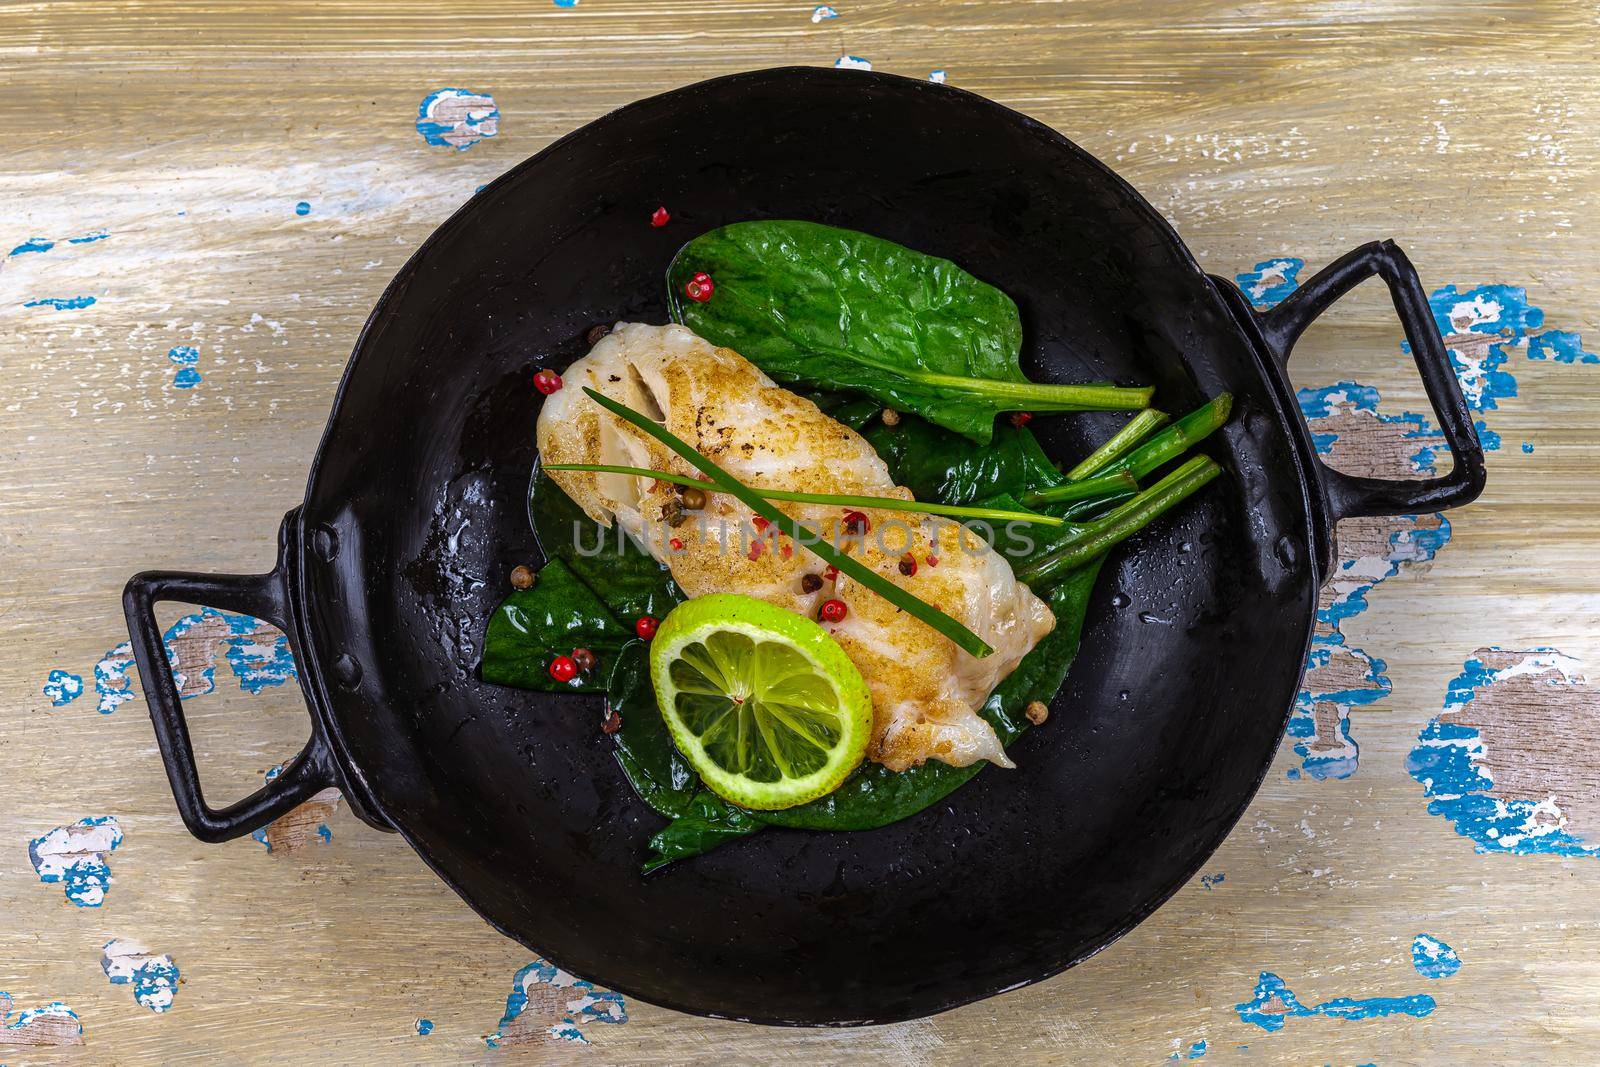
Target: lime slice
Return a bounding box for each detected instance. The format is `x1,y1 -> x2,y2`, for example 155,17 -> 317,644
648,594 -> 873,810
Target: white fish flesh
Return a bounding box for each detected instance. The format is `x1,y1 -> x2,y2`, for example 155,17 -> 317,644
536,322 -> 1055,771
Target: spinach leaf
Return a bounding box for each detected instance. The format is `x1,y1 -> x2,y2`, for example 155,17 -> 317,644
667,220 -> 1148,445
610,639 -> 764,869
529,468 -> 684,621
480,559 -> 631,692
805,390 -> 882,432
861,413 -> 1064,506
983,563 -> 1103,745
642,791 -> 762,874
607,641 -> 699,819
804,388 -> 1066,504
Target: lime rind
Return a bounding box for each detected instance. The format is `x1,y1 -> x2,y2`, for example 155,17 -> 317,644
648,595 -> 872,810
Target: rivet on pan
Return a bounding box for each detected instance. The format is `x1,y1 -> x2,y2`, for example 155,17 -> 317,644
1274,533 -> 1301,570
311,524 -> 339,562
332,654 -> 363,690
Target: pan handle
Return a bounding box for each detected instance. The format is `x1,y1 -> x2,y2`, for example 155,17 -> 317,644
1258,240 -> 1487,519
122,562 -> 338,843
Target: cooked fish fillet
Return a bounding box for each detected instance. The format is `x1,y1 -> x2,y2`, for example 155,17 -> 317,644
537,322 -> 1055,771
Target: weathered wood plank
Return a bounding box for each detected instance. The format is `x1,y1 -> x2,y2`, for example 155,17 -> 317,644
2,1 -> 1597,1062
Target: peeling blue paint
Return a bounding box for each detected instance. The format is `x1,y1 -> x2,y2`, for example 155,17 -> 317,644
1169,1039 -> 1208,1060
91,608 -> 297,717
1317,528 -> 1444,636
23,296 -> 95,310
28,816 -> 123,907
1200,872 -> 1224,889
1236,972 -> 1434,1033
416,88 -> 500,151
249,763 -> 334,852
929,69 -> 948,83
1411,934 -> 1461,979
416,1018 -> 435,1035
11,231 -> 108,256
1298,381 -> 1449,471
295,201 -> 311,216
1235,258 -> 1304,309
1526,329 -> 1598,364
1289,646 -> 1389,780
1288,381 -> 1454,780
487,959 -> 627,1048
43,669 -> 83,707
835,56 -> 872,70
1299,275 -> 1597,462
1421,284 -> 1522,410
811,4 -> 839,20
223,621 -> 297,694
1427,282 -> 1543,344
1522,442 -> 1535,454
0,992 -> 81,1045
9,237 -> 54,255
94,641 -> 136,714
1407,650 -> 1599,857
1297,381 -> 1381,419
1453,341 -> 1517,411
132,958 -> 179,1012
102,941 -> 179,1013
167,345 -> 202,390
553,0 -> 579,6
1416,282 -> 1590,449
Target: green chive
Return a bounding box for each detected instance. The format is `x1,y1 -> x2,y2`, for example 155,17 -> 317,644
1025,394 -> 1232,506
783,337 -> 1154,413
1064,409 -> 1170,480
542,462 -> 1126,527
907,370 -> 1154,412
1114,393 -> 1233,482
1027,469 -> 1139,503
1017,456 -> 1222,585
581,387 -> 996,658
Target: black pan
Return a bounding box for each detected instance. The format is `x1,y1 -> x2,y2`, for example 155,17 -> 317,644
124,67 -> 1484,1025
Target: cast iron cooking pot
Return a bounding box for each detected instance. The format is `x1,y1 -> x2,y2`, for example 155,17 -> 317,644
124,67 -> 1484,1024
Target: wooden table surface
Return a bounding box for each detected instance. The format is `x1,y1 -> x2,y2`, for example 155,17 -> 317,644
3,1 -> 1597,1063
